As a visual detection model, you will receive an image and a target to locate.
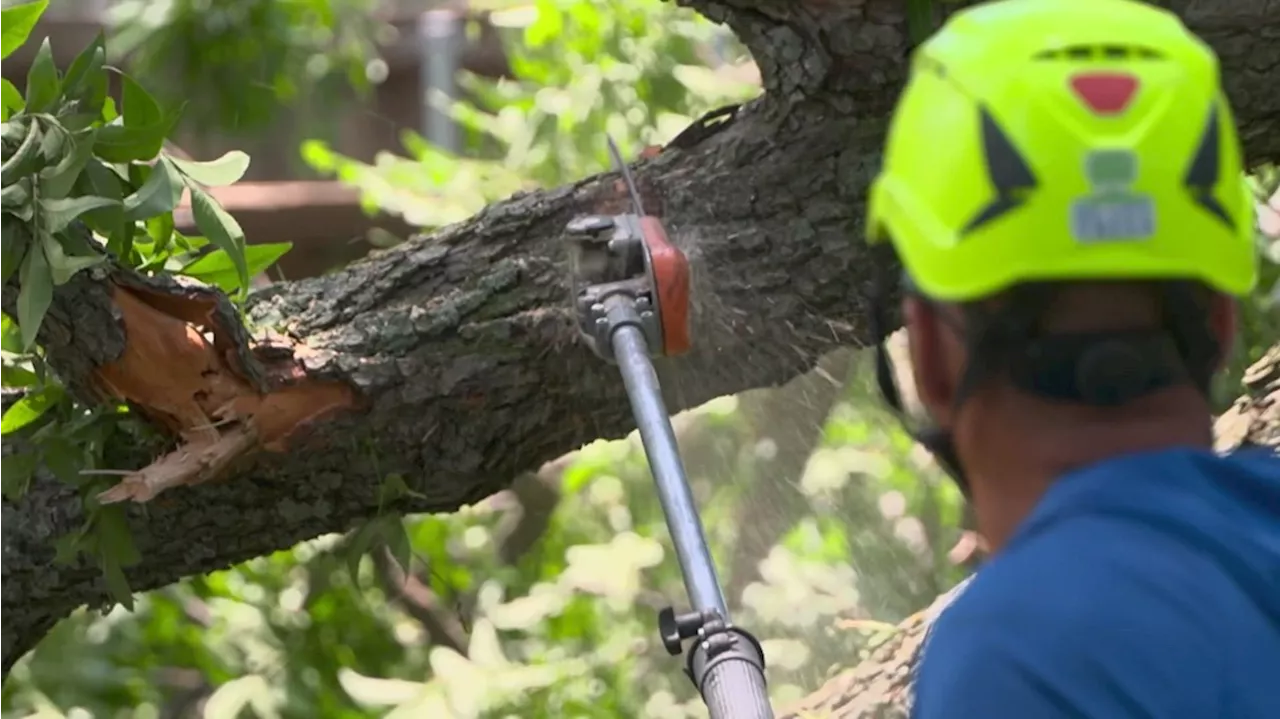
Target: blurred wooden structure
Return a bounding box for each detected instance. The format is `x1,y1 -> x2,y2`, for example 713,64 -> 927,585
1,0 -> 511,279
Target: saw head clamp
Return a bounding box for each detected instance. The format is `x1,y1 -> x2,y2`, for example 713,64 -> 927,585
565,137 -> 691,363
565,211 -> 690,363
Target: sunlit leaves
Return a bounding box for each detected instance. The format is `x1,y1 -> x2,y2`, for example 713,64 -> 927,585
107,0 -> 386,136
0,0 -> 48,61
188,186 -> 250,296
0,383 -> 63,434
23,38 -> 61,114
0,6 -> 287,629
180,242 -> 291,295
169,150 -> 251,187
1,78 -> 24,120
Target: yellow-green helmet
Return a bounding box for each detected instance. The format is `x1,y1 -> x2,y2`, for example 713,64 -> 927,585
867,0 -> 1259,303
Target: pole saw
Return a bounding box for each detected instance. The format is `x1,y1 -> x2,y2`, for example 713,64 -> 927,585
563,138 -> 774,719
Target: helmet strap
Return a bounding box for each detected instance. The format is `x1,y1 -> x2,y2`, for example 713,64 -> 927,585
868,275 -> 1218,498
870,277 -> 975,497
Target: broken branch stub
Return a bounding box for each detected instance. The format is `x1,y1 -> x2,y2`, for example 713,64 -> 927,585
86,276 -> 358,504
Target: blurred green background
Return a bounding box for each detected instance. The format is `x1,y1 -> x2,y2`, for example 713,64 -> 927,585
1,0 -> 1276,716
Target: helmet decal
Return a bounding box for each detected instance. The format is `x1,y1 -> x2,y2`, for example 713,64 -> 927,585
962,109 -> 1038,234
1069,72 -> 1139,115
1070,149 -> 1156,243
1184,105 -> 1235,229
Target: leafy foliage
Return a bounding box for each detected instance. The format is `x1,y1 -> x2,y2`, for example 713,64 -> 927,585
302,0 -> 758,229
106,0 -> 387,137
0,0 -> 291,607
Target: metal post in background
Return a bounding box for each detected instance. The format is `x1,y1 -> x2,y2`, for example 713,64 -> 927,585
417,8 -> 462,155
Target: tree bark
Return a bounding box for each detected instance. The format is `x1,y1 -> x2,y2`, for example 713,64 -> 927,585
1,0 -> 1276,675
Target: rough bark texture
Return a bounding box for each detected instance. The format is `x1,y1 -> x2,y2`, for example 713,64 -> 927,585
2,0 -> 1277,677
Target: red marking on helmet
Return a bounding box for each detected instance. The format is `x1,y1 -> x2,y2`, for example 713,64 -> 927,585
1069,73 -> 1139,115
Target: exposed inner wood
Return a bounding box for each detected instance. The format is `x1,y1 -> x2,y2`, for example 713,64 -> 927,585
92,284 -> 358,504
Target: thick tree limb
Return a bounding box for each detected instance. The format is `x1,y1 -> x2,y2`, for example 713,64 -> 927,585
1,0 -> 1276,675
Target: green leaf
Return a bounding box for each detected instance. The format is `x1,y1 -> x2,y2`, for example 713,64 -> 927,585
1,178 -> 32,218
94,123 -> 170,165
23,37 -> 60,114
0,384 -> 61,434
119,71 -> 164,130
1,220 -> 29,285
0,451 -> 38,501
42,230 -> 102,285
101,555 -> 135,611
53,530 -> 87,566
169,150 -> 251,188
171,231 -> 209,254
188,186 -> 248,294
145,212 -> 175,255
180,242 -> 292,293
96,504 -> 141,566
76,158 -> 126,233
92,74 -> 175,163
0,0 -> 49,60
16,239 -> 52,350
380,516 -> 415,576
58,33 -> 107,124
377,472 -> 424,508
2,363 -> 39,387
345,520 -> 382,585
1,119 -> 44,186
0,314 -> 22,353
39,127 -> 97,199
41,194 -> 119,234
1,78 -> 24,120
122,157 -> 183,222
42,433 -> 85,485
36,118 -> 65,169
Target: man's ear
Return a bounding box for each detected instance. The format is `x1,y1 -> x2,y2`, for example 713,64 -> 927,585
904,296 -> 958,427
1208,292 -> 1239,373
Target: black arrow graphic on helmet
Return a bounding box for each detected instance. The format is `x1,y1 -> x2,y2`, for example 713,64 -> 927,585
1183,105 -> 1236,230
963,108 -> 1038,235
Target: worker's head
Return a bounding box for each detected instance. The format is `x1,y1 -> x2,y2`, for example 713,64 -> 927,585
865,0 -> 1259,548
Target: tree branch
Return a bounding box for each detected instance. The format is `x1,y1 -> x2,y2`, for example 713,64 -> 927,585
1,0 -> 1276,675
370,546 -> 470,655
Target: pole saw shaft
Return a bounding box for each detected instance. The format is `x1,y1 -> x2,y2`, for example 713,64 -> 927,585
606,297 -> 728,615
564,137 -> 773,719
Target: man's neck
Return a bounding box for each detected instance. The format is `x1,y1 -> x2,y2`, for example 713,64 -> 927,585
966,387 -> 1214,553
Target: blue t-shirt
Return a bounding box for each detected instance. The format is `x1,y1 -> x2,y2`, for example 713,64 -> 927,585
912,447 -> 1280,718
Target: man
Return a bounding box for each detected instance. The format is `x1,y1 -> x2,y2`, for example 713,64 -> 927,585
864,0 -> 1280,716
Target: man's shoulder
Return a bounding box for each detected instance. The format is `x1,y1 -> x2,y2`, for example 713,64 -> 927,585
914,519 -> 1230,718
928,513 -> 1226,658
960,511 -> 1212,602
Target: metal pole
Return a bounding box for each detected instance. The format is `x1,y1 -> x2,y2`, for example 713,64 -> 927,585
608,304 -> 729,616
417,9 -> 461,155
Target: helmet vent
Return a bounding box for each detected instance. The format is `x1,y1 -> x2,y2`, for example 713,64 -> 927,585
1034,45 -> 1165,61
